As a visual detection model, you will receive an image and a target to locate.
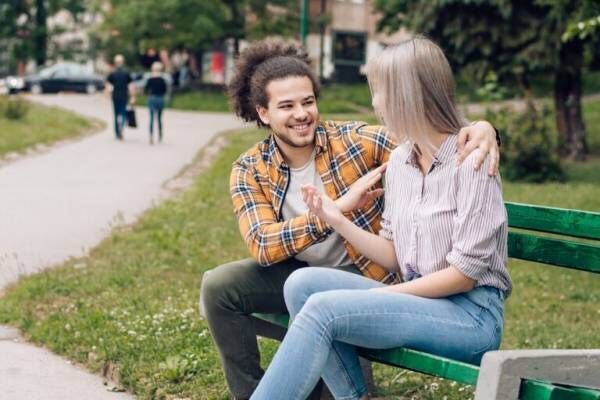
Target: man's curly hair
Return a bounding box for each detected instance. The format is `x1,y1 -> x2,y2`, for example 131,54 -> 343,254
228,39 -> 320,127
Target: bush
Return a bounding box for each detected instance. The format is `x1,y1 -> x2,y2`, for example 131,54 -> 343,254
486,101 -> 565,182
0,96 -> 30,120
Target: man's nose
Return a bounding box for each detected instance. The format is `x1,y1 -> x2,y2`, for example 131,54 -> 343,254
293,104 -> 308,120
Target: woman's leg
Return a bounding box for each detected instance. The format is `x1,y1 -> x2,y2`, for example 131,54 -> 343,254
252,284 -> 502,400
157,99 -> 164,141
149,99 -> 156,140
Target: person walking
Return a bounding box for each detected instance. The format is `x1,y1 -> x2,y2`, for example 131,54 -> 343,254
106,54 -> 135,140
145,61 -> 168,144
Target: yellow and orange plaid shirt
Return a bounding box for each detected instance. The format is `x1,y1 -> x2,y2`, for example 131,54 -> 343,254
230,120 -> 399,283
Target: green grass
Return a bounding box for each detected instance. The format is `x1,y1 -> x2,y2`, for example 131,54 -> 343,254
0,97 -> 102,157
0,100 -> 599,399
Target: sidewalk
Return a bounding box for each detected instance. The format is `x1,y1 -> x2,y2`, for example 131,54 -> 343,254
0,94 -> 245,399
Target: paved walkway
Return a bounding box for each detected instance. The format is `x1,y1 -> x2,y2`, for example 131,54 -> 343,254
0,94 -> 245,399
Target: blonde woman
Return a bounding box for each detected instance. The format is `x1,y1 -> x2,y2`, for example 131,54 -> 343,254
145,61 -> 168,144
250,36 -> 512,400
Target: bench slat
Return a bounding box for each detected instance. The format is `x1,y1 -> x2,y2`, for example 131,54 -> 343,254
520,379 -> 579,399
508,232 -> 600,273
357,347 -> 479,386
506,202 -> 600,240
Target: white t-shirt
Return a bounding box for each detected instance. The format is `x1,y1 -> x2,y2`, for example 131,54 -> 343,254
281,156 -> 352,268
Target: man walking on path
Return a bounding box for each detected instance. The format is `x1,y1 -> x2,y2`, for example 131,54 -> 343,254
106,54 -> 135,140
199,39 -> 501,400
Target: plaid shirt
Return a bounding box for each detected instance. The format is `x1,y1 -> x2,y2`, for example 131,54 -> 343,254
230,120 -> 399,283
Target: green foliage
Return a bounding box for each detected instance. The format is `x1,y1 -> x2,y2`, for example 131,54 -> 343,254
100,0 -> 227,57
0,96 -> 29,120
474,71 -> 510,102
563,15 -> 600,41
374,0 -> 600,85
486,102 -> 565,182
99,0 -> 300,60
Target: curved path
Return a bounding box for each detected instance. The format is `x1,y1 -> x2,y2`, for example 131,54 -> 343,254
0,94 -> 245,399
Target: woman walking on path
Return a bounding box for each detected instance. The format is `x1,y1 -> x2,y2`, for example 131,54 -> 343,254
145,61 -> 168,144
250,36 -> 512,400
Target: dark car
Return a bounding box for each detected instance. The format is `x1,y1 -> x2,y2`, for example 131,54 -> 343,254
25,62 -> 104,94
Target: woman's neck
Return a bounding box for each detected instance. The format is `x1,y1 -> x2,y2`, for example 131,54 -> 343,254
415,132 -> 450,174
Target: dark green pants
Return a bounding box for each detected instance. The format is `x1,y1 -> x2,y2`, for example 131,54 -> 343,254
199,258 -> 362,399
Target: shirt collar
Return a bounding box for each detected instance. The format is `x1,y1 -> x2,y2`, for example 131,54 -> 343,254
403,134 -> 458,167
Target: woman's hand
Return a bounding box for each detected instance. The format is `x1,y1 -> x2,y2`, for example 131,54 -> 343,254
457,121 -> 499,176
302,185 -> 345,226
335,163 -> 387,213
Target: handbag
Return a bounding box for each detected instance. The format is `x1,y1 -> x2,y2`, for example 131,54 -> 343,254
126,107 -> 137,128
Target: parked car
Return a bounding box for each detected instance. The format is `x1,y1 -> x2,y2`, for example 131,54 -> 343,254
24,62 -> 104,94
0,75 -> 25,94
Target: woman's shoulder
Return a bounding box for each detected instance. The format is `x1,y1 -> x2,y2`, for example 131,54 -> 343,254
389,141 -> 411,165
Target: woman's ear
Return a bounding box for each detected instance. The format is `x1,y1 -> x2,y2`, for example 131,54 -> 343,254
256,105 -> 269,126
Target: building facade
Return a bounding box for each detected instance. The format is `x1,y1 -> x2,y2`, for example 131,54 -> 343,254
306,0 -> 409,81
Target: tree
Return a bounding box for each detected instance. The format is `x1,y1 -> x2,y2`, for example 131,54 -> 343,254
99,0 -> 228,59
1,0 -> 89,69
100,0 -> 299,60
374,0 -> 600,160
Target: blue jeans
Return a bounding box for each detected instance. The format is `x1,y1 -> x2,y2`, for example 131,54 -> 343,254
148,95 -> 164,139
112,98 -> 127,138
250,268 -> 505,400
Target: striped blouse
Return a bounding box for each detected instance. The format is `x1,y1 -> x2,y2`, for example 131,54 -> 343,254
380,134 -> 512,295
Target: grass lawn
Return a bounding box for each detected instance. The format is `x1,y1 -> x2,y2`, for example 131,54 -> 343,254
0,97 -> 103,157
0,101 -> 598,399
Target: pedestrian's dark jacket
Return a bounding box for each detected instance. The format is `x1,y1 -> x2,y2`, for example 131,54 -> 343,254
145,76 -> 167,97
107,67 -> 132,102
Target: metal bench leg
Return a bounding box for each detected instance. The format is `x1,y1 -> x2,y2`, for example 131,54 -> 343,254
474,349 -> 600,400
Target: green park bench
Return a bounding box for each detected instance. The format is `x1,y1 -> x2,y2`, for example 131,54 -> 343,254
255,202 -> 600,399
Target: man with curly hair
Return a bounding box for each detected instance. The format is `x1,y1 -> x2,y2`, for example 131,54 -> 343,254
199,39 -> 500,400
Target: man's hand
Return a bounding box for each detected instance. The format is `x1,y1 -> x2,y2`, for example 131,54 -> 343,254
335,163 -> 387,213
302,185 -> 345,226
457,121 -> 499,176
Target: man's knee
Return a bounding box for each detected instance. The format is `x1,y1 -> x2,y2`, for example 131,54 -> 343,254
199,262 -> 242,319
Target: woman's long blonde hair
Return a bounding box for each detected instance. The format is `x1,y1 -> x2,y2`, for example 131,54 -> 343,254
366,36 -> 467,156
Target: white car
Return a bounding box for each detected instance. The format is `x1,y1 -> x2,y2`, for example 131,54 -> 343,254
0,75 -> 25,94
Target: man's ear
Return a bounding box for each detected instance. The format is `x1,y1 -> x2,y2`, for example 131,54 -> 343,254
256,105 -> 269,126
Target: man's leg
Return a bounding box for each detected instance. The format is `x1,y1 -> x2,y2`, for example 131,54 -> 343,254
112,100 -> 121,139
199,258 -> 306,399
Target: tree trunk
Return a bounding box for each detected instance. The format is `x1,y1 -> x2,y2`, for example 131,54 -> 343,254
554,39 -> 588,160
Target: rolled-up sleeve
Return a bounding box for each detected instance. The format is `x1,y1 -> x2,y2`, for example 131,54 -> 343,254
446,154 -> 507,281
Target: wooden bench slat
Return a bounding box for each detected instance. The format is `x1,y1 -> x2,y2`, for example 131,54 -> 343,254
519,379 -> 600,400
506,202 -> 600,240
357,347 -> 480,386
520,379 -> 579,399
508,232 -> 600,273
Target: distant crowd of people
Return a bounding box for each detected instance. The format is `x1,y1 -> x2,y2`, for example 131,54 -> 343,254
139,47 -> 199,89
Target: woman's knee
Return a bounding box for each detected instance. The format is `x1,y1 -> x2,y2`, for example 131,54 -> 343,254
293,291 -> 341,335
284,267 -> 322,316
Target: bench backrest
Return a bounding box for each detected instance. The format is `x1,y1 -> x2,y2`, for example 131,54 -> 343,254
506,202 -> 600,273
